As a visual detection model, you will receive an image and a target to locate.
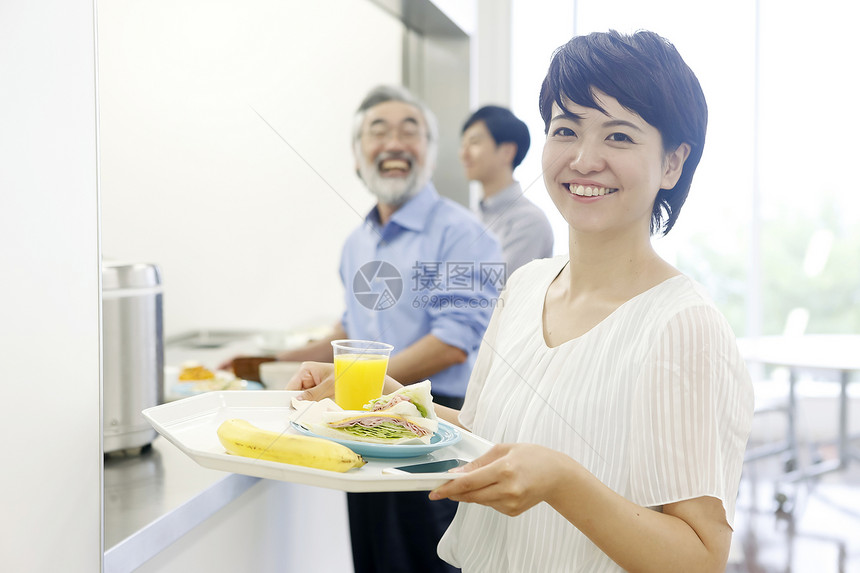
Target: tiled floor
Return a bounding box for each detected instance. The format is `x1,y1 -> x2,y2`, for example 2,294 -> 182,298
728,443 -> 860,572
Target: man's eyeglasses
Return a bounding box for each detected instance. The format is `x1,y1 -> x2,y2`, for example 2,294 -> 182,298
363,121 -> 426,145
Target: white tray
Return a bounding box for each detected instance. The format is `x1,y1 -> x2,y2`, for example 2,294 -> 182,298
142,391 -> 493,492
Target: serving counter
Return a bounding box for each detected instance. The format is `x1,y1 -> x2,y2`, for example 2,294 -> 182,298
104,437 -> 260,571
103,329 -> 352,573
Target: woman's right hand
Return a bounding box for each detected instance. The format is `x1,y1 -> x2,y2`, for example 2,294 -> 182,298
285,361 -> 335,401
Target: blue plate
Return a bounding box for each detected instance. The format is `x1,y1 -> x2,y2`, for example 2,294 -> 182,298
291,420 -> 461,459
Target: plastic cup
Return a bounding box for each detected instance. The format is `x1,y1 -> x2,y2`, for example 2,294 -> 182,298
331,339 -> 393,410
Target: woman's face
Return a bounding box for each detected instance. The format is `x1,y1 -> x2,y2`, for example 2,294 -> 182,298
541,90 -> 688,237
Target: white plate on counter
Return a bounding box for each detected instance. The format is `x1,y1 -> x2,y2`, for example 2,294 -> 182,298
142,391 -> 493,492
164,365 -> 264,401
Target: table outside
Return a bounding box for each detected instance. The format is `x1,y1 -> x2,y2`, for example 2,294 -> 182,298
737,334 -> 860,483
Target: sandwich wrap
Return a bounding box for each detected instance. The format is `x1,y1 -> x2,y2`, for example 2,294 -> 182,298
298,380 -> 439,445
311,407 -> 438,445
365,380 -> 437,420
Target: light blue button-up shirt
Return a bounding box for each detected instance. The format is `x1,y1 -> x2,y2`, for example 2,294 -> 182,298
339,183 -> 504,398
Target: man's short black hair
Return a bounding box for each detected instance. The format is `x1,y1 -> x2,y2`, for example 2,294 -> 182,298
461,105 -> 530,169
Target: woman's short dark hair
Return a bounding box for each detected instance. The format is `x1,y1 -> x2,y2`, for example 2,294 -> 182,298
461,105 -> 531,168
539,30 -> 708,235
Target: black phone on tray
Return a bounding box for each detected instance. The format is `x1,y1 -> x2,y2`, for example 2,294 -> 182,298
383,458 -> 470,474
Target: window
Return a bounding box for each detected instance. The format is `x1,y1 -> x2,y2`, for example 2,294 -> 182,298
510,0 -> 860,337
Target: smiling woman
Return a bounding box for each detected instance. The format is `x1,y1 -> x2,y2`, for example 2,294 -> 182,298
286,29 -> 754,573
426,30 -> 752,573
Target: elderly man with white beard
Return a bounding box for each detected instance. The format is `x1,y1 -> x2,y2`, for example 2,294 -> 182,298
277,85 -> 504,573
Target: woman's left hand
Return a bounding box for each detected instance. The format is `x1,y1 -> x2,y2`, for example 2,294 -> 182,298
428,443 -> 570,517
285,361 -> 335,399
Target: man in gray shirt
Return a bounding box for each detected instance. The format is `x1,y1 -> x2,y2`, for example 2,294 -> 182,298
460,105 -> 554,275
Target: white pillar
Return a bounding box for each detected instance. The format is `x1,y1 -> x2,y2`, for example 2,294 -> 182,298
0,1 -> 102,570
475,0 -> 512,106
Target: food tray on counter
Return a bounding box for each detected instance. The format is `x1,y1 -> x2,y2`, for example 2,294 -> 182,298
142,391 -> 494,492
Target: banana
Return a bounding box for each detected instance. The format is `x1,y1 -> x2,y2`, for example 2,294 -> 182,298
216,418 -> 366,472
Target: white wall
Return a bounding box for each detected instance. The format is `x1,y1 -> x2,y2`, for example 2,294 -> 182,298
98,0 -> 404,337
0,1 -> 102,571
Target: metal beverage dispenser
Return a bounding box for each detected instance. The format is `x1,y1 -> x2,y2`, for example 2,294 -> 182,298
102,261 -> 164,454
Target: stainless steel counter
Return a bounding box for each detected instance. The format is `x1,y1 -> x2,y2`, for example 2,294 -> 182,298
103,437 -> 259,572
103,327 -> 329,572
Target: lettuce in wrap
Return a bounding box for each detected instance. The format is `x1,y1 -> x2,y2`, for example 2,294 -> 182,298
310,410 -> 438,445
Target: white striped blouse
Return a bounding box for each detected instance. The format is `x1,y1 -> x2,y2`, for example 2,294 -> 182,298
438,256 -> 754,572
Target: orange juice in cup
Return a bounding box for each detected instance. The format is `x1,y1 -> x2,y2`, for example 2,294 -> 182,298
331,340 -> 394,410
